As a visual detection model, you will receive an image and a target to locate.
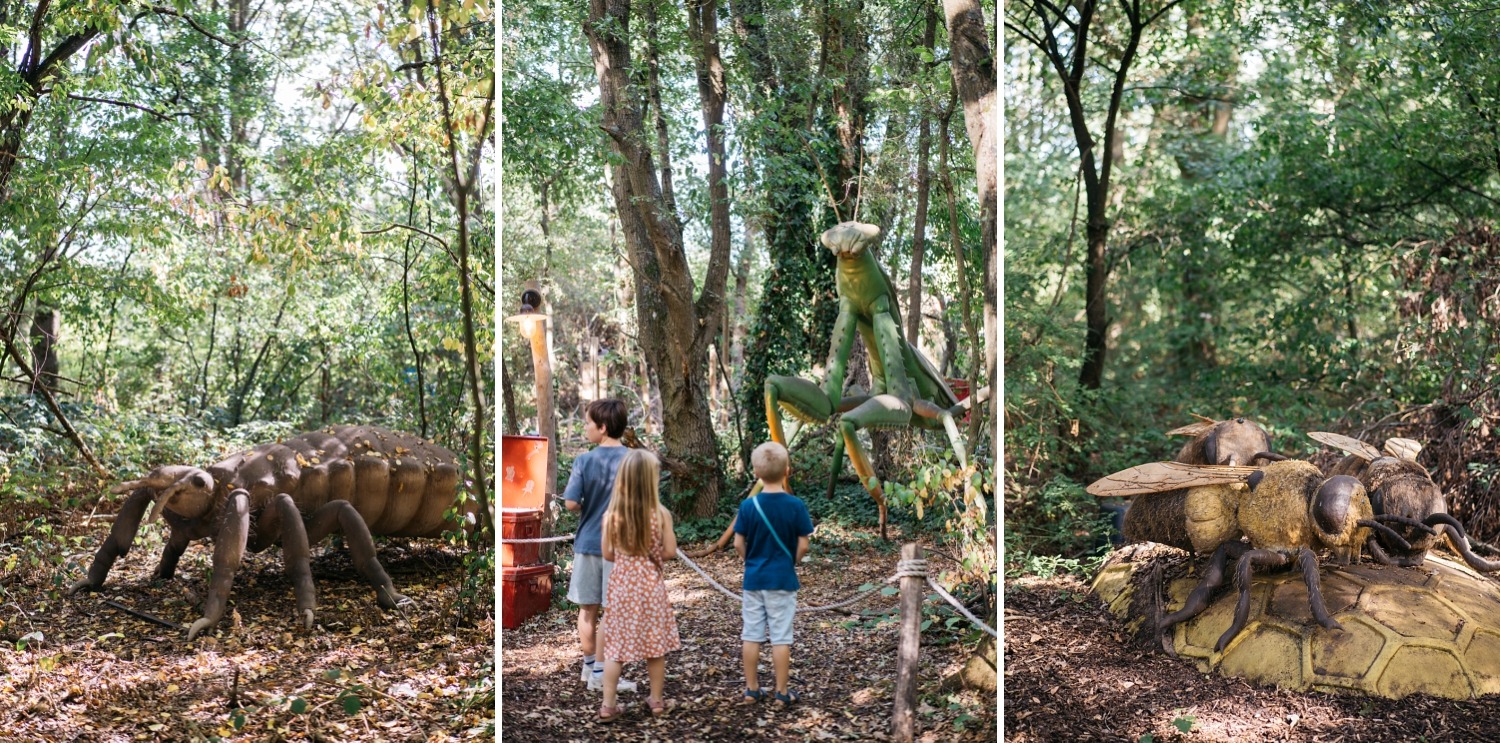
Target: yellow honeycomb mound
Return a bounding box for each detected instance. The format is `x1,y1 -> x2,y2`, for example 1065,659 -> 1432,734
1093,545 -> 1500,699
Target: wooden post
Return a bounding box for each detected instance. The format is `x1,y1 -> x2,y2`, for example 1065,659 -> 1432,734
893,542 -> 923,742
522,313 -> 558,561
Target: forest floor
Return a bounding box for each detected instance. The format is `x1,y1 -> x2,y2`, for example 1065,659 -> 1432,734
1005,572 -> 1500,742
500,522 -> 996,742
0,498 -> 493,742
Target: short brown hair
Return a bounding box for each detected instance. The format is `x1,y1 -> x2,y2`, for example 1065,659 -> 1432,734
752,441 -> 790,483
586,399 -> 629,438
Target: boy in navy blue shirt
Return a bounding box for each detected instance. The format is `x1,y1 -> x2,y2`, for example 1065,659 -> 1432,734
563,399 -> 636,692
734,441 -> 815,707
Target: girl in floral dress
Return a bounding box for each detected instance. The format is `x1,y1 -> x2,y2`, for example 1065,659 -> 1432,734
599,449 -> 681,721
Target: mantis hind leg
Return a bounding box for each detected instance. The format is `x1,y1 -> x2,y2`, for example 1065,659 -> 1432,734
841,395 -> 914,541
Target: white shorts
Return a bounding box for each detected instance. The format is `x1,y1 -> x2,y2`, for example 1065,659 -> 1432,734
741,589 -> 798,646
567,553 -> 613,607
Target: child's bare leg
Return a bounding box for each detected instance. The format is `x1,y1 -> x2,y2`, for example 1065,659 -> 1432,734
578,605 -> 599,656
596,618 -> 606,663
772,644 -> 792,695
603,660 -> 624,709
742,641 -> 762,690
647,656 -> 666,701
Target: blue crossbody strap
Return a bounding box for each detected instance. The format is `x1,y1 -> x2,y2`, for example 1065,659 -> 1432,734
751,495 -> 795,560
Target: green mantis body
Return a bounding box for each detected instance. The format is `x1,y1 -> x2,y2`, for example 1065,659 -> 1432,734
764,222 -> 970,538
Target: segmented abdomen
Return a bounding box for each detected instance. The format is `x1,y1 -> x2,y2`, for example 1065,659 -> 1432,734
212,425 -> 468,538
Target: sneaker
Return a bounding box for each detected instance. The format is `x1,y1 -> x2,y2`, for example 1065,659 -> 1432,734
580,662 -> 594,684
588,669 -> 638,692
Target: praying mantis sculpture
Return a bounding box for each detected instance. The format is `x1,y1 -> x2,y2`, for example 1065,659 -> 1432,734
766,221 -> 972,539
692,222 -> 974,554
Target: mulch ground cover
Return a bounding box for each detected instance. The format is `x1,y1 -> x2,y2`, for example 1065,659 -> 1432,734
501,526 -> 996,742
1005,572 -> 1500,742
0,504 -> 494,742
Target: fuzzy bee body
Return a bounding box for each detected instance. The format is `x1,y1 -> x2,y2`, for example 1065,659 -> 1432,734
1311,433 -> 1499,572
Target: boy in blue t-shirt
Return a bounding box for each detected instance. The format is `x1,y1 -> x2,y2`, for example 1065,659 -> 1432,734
734,441 -> 815,707
563,399 -> 636,692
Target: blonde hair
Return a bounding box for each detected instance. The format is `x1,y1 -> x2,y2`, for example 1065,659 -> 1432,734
752,441 -> 790,483
605,449 -> 662,563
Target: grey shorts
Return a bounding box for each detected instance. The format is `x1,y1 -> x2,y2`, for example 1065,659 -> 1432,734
567,553 -> 613,607
741,589 -> 797,646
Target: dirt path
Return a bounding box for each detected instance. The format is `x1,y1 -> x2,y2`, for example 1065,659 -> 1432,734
501,532 -> 996,742
1005,574 -> 1500,742
0,512 -> 493,742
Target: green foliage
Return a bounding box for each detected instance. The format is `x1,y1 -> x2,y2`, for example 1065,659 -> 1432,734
1006,0 -> 1500,571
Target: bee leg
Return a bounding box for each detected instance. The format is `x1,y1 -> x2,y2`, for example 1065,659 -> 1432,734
1367,536 -> 1394,565
1426,514 -> 1500,572
1368,534 -> 1427,567
1215,549 -> 1289,653
1159,541 -> 1248,656
1298,546 -> 1343,633
1358,519 -> 1416,553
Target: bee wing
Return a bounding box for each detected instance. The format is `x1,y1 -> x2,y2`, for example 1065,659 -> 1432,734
1309,431 -> 1380,461
1166,421 -> 1217,438
1383,437 -> 1423,461
1087,462 -> 1258,497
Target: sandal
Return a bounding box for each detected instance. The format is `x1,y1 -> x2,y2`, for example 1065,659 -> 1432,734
773,690 -> 799,708
739,688 -> 765,705
598,704 -> 624,722
647,697 -> 674,717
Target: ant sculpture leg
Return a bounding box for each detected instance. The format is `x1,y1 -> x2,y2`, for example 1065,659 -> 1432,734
1158,540 -> 1249,656
189,489 -> 251,641
1216,547 -> 1341,652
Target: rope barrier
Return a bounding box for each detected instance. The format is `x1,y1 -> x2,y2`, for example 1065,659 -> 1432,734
925,577 -> 998,639
512,534 -> 994,634
676,553 -> 892,614
500,533 -> 576,544
888,558 -> 998,639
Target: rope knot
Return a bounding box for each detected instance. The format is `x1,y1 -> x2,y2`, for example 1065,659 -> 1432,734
893,559 -> 929,579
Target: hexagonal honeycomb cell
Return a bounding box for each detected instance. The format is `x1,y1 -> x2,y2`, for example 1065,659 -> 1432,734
1376,645 -> 1471,699
1218,622 -> 1304,689
1363,585 -> 1464,642
1310,615 -> 1386,681
1465,629 -> 1500,696
1267,570 -> 1362,624
1182,581 -> 1270,652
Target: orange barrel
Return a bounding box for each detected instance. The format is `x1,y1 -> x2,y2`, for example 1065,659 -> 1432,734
501,507 -> 543,567
500,435 -> 549,510
501,562 -> 554,629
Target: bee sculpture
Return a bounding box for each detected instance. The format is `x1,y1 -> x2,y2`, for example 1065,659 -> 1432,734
1090,456 -> 1377,653
1121,416 -> 1272,550
1311,432 -> 1500,572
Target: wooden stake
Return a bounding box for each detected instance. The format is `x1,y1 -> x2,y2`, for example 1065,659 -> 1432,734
892,543 -> 923,742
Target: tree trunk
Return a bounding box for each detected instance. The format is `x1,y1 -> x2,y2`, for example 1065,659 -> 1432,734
942,0 -> 997,288
28,307 -> 60,395
586,0 -> 727,518
501,361 -> 520,437
731,0 -> 840,449
429,6 -> 495,540
907,4 -> 937,347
